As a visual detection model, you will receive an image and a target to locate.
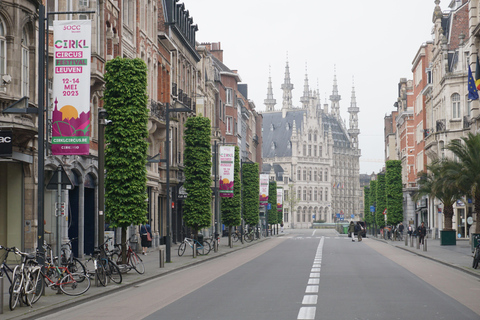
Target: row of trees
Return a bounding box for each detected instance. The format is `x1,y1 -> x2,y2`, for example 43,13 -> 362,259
102,58 -> 269,257
415,133 -> 480,233
363,160 -> 403,229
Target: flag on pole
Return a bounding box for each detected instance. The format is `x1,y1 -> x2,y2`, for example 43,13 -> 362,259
476,56 -> 480,90
468,64 -> 479,100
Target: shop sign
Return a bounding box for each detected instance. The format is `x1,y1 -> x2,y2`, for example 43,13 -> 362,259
0,131 -> 13,157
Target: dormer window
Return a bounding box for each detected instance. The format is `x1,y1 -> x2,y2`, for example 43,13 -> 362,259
270,123 -> 275,131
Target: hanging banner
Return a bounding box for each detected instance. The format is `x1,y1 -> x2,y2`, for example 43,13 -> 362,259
259,174 -> 269,205
52,20 -> 92,155
277,188 -> 283,212
219,146 -> 235,198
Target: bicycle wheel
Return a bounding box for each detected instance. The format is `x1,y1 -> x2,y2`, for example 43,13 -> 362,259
59,272 -> 91,296
110,252 -> 121,265
178,242 -> 186,256
244,233 -> 253,243
106,260 -> 122,284
30,269 -> 44,305
196,241 -> 210,256
473,248 -> 480,269
232,233 -> 239,242
130,252 -> 145,274
69,257 -> 87,276
9,266 -> 22,311
95,259 -> 107,287
23,267 -> 42,306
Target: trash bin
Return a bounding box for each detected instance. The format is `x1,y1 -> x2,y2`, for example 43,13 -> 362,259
343,226 -> 348,235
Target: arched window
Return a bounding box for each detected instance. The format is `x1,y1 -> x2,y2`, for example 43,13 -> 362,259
451,93 -> 460,119
308,169 -> 312,181
0,19 -> 5,76
319,169 -> 323,181
308,188 -> 312,201
319,188 -> 323,201
297,168 -> 301,181
297,187 -> 301,200
21,27 -> 29,96
303,169 -> 306,180
314,170 -> 317,181
314,187 -> 318,201
303,189 -> 307,201
324,169 -> 328,181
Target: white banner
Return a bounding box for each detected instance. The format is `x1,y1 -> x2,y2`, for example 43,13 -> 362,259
277,188 -> 283,211
219,146 -> 235,198
259,174 -> 269,205
52,20 -> 91,155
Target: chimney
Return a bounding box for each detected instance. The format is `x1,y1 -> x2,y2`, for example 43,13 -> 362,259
210,42 -> 223,62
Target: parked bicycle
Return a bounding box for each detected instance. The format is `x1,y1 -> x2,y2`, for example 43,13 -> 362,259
97,238 -> 122,284
204,234 -> 220,253
0,245 -> 15,287
85,247 -> 108,287
110,235 -> 145,274
244,227 -> 259,243
178,236 -> 210,256
57,238 -> 87,276
472,234 -> 480,269
9,247 -> 43,310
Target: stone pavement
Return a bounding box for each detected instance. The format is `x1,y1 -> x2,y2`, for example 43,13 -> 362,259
371,235 -> 480,279
1,236 -> 270,320
2,232 -> 480,319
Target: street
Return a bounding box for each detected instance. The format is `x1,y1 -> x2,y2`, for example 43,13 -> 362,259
34,229 -> 480,320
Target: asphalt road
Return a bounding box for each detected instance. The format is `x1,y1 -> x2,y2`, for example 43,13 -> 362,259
36,229 -> 480,320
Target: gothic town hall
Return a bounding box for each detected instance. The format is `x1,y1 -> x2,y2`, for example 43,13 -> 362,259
261,62 -> 361,228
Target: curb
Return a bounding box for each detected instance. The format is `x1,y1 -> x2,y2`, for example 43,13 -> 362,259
9,236 -> 275,320
370,236 -> 480,280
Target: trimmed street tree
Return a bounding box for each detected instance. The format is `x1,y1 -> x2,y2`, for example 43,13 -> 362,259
363,186 -> 372,226
183,116 -> 212,238
103,57 -> 149,262
267,180 -> 278,231
385,160 -> 403,226
221,146 -> 241,246
445,133 -> 480,233
242,162 -> 259,227
375,174 -> 385,227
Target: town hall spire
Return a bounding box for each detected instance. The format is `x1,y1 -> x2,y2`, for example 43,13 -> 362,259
330,66 -> 341,118
348,77 -> 360,150
264,66 -> 276,112
281,56 -> 294,110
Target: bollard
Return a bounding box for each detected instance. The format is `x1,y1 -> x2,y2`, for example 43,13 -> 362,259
214,238 -> 218,252
410,236 -> 414,247
423,238 -> 427,251
0,276 -> 3,315
416,237 -> 420,249
405,234 -> 408,246
159,248 -> 165,268
193,243 -> 197,258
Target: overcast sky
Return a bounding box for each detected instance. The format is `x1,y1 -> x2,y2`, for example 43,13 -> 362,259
180,0 -> 448,174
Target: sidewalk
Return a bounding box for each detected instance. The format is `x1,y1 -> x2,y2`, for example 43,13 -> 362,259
1,236 -> 273,320
371,235 -> 480,279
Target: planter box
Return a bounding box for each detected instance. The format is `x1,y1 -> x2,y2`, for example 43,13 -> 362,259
440,230 -> 457,246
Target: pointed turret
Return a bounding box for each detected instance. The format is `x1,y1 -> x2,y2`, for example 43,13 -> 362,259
348,79 -> 360,150
330,66 -> 341,118
264,66 -> 276,112
300,63 -> 309,108
281,58 -> 294,110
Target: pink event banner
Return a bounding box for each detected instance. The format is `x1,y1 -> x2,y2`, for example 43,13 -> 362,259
52,20 -> 91,155
259,174 -> 269,205
219,146 -> 235,198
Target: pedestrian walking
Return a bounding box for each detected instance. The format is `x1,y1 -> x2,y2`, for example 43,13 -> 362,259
417,222 -> 427,245
348,221 -> 355,242
356,222 -> 364,242
408,224 -> 413,237
398,222 -> 404,237
140,222 -> 152,255
280,221 -> 284,233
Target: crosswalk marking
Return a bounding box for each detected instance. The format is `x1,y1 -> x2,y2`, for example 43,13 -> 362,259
302,295 -> 318,304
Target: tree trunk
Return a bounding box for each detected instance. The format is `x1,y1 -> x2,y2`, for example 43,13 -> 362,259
228,226 -> 232,248
121,227 -> 127,265
475,194 -> 480,234
443,205 -> 454,231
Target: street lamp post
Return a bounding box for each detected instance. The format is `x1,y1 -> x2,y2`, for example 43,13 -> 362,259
163,102 -> 191,263
98,109 -> 108,247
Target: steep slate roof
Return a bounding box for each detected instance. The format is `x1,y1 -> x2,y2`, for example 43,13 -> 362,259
262,110 -> 306,158
262,163 -> 284,181
262,109 -> 351,159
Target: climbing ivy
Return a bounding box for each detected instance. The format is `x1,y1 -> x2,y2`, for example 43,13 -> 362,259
242,162 -> 259,226
183,116 -> 212,236
385,160 -> 403,225
376,174 -> 386,227
267,180 -> 278,225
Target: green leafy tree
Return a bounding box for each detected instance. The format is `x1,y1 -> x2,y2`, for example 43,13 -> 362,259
242,162 -> 259,226
285,183 -> 299,227
376,174 -> 386,227
445,133 -> 480,233
363,187 -> 371,225
414,159 -> 462,230
385,160 -> 403,225
103,57 -> 148,261
221,146 -> 241,245
267,180 -> 278,226
183,116 -> 212,238
277,187 -> 283,225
